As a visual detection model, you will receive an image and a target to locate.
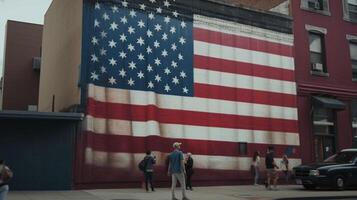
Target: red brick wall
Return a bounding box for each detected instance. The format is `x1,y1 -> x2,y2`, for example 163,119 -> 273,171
2,21 -> 43,110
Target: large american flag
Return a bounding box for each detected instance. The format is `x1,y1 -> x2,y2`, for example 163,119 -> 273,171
80,0 -> 300,183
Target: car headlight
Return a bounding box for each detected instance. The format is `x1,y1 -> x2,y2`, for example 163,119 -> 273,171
309,169 -> 319,176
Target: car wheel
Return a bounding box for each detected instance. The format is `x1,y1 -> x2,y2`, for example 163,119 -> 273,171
334,176 -> 345,190
303,184 -> 316,190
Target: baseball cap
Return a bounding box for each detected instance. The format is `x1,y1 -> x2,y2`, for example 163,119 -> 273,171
173,142 -> 182,148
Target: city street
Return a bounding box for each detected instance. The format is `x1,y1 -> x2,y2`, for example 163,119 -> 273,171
7,185 -> 357,200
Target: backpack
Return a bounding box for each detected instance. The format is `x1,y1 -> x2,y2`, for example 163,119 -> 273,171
1,166 -> 13,183
138,158 -> 147,171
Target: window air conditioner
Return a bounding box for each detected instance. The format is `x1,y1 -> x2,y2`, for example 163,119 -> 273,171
312,63 -> 323,71
308,0 -> 321,10
314,1 -> 321,10
32,57 -> 41,70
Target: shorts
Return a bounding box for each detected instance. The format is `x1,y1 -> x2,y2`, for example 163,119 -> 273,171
266,168 -> 277,177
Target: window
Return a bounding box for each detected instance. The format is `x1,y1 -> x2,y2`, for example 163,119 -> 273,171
343,0 -> 357,22
309,32 -> 327,73
238,142 -> 248,155
308,0 -> 323,10
350,42 -> 357,80
301,0 -> 330,15
351,101 -> 357,144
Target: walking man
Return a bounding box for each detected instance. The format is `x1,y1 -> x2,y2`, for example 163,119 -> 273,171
143,150 -> 156,192
265,146 -> 279,190
167,142 -> 190,200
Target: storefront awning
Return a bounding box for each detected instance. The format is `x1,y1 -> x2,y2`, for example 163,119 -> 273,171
313,96 -> 345,110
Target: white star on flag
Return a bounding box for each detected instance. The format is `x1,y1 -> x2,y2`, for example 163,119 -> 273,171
120,33 -> 127,42
91,37 -> 99,45
137,37 -> 145,46
128,78 -> 135,86
119,51 -> 127,59
91,54 -> 99,62
172,76 -> 179,84
164,84 -> 171,92
154,58 -> 161,66
137,71 -> 145,79
128,44 -> 135,51
120,16 -> 128,24
90,72 -> 99,80
108,76 -> 117,85
119,69 -> 126,77
122,0 -> 128,7
110,22 -> 118,30
109,58 -> 117,66
139,4 -> 146,10
155,74 -> 162,82
108,40 -> 117,48
138,20 -> 145,28
148,81 -> 154,88
112,5 -> 119,13
128,61 -> 137,70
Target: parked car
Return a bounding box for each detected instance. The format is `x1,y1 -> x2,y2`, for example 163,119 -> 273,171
293,149 -> 357,190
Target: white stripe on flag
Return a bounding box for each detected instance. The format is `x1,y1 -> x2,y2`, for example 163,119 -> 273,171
194,41 -> 295,71
194,68 -> 296,95
88,84 -> 298,120
85,148 -> 302,171
85,116 -> 300,146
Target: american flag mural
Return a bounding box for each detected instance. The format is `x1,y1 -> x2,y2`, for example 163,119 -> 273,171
79,0 -> 300,184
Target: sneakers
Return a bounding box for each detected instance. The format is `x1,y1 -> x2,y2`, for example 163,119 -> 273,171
172,198 -> 179,200
182,197 -> 190,200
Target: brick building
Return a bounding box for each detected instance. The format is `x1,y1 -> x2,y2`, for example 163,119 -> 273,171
0,21 -> 42,111
292,0 -> 357,162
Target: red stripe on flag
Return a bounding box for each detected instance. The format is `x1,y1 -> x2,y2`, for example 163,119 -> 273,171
85,132 -> 301,158
194,55 -> 295,82
194,27 -> 293,57
87,98 -> 298,133
194,83 -> 297,108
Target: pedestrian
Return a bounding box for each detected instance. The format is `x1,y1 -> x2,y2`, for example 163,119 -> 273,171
167,142 -> 190,200
280,154 -> 289,183
251,151 -> 261,185
185,153 -> 194,190
142,150 -> 156,192
0,160 -> 13,200
265,146 -> 279,190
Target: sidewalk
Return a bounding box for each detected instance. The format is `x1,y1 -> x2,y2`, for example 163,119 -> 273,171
7,185 -> 357,200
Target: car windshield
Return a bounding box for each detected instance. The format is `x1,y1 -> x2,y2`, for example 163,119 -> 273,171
323,151 -> 357,163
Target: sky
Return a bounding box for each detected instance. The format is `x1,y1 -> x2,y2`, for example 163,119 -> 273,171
0,0 -> 52,77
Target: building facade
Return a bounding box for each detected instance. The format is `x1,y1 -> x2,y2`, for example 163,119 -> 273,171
225,0 -> 357,163
0,21 -> 42,111
292,0 -> 357,162
40,0 -> 298,187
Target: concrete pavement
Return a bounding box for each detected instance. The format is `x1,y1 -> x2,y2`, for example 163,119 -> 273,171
7,185 -> 357,200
